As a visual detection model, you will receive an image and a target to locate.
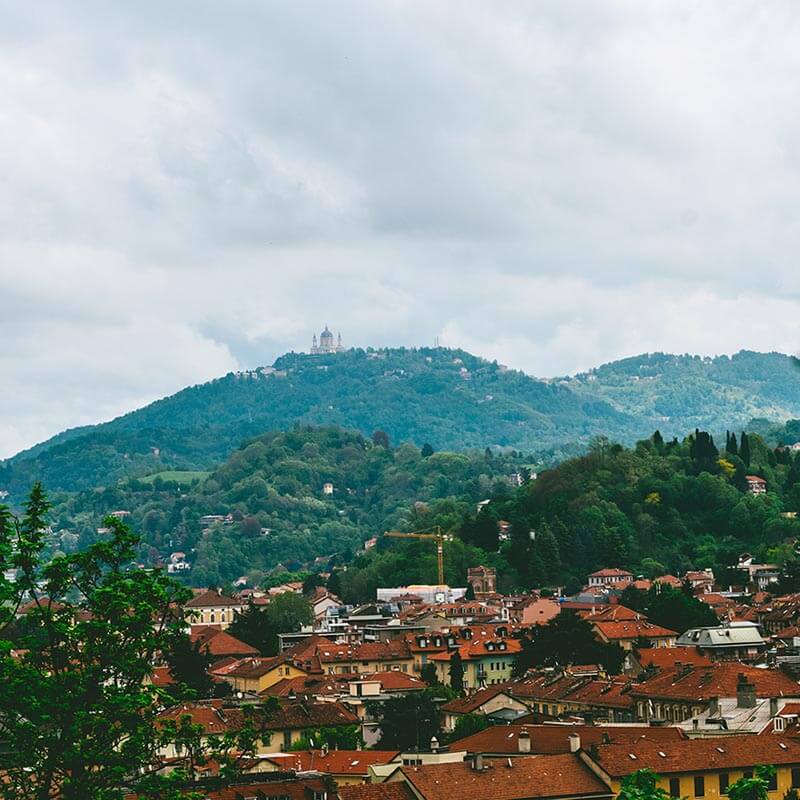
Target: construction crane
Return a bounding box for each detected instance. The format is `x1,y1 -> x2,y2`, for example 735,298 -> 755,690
384,527 -> 451,585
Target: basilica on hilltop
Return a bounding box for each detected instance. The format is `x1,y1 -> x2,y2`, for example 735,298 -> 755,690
311,326 -> 344,354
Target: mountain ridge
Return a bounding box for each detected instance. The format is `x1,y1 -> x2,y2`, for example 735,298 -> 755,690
3,346 -> 800,498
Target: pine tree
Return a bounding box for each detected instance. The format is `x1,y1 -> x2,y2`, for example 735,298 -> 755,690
728,432 -> 738,455
652,430 -> 664,450
740,432 -> 751,467
449,650 -> 465,694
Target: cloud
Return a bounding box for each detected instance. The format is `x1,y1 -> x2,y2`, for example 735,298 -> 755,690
1,1 -> 800,457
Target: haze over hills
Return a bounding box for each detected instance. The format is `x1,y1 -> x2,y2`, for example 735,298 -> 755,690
3,347 -> 800,498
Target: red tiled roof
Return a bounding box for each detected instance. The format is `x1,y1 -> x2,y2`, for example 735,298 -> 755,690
632,663 -> 800,701
441,683 -> 514,714
451,723 -> 686,755
589,735 -> 800,777
190,626 -> 259,657
266,749 -> 400,775
635,647 -> 712,670
579,605 -> 641,622
184,589 -> 242,608
401,753 -> 612,800
188,778 -> 327,800
338,784 -> 416,800
148,666 -> 176,687
429,638 -> 521,662
592,620 -> 677,641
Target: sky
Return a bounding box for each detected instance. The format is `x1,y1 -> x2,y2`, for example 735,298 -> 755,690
2,1 -> 800,458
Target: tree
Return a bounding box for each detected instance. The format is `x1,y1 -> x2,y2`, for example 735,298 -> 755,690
617,769 -> 673,800
643,584 -> 717,634
449,713 -> 489,743
652,431 -> 664,450
420,663 -> 439,686
366,689 -> 445,750
741,432 -> 752,467
0,484 -> 253,800
728,766 -> 775,800
449,650 -> 465,694
372,430 -> 390,448
326,570 -> 342,597
229,602 -> 278,656
464,583 -> 476,601
421,443 -> 434,457
302,573 -> 324,594
164,634 -> 214,700
513,611 -> 625,675
266,591 -> 313,633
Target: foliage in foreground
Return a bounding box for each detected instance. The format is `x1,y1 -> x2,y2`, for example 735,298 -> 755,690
0,484 -> 258,800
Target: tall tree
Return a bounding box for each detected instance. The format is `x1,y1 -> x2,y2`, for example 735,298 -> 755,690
449,650 -> 465,694
740,432 -> 751,467
0,484 -> 252,800
164,635 -> 214,700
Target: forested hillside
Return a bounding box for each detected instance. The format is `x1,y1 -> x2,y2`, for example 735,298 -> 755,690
47,427 -> 528,587
565,351 -> 800,433
5,348 -> 800,502
0,348 -> 632,496
338,428 -> 800,601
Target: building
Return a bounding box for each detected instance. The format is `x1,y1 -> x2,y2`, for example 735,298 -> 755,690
467,566 -> 497,596
441,685 -> 529,732
579,734 -> 800,800
591,619 -> 678,651
311,326 -> 344,354
630,662 -> 800,723
746,475 -> 768,494
386,753 -> 614,800
184,589 -> 245,630
449,723 -> 685,758
429,636 -> 521,689
676,621 -> 767,662
586,569 -> 634,588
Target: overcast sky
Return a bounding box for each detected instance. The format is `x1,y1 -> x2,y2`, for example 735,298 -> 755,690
2,1 -> 800,458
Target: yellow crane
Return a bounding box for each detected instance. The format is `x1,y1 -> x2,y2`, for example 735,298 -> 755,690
384,527 -> 451,585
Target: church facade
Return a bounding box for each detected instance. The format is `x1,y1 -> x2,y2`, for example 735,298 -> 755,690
311,326 -> 344,354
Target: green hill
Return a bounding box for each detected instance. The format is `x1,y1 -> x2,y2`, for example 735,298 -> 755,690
0,348 -> 632,497
5,347 -> 800,500
564,350 -> 800,434
48,426 -> 527,586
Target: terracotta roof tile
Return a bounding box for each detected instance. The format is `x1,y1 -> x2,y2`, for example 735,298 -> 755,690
401,753 -> 611,800
590,735 -> 800,777
451,723 -> 686,755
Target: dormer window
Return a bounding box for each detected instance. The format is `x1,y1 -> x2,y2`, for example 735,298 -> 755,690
499,642 -> 507,651
486,642 -> 495,651
419,638 -> 427,648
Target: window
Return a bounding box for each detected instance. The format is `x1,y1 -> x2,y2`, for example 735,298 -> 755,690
719,774 -> 729,794
767,773 -> 777,792
669,778 -> 681,798
792,768 -> 800,789
694,776 -> 705,797
744,772 -> 753,780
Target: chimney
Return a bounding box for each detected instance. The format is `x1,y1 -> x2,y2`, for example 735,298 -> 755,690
569,733 -> 581,753
518,728 -> 531,753
708,696 -> 720,717
770,698 -> 779,718
737,674 -> 756,709
430,736 -> 439,753
473,753 -> 484,771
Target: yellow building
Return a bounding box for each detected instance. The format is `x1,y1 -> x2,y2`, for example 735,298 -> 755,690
429,637 -> 521,690
580,735 -> 800,799
212,655 -> 309,694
